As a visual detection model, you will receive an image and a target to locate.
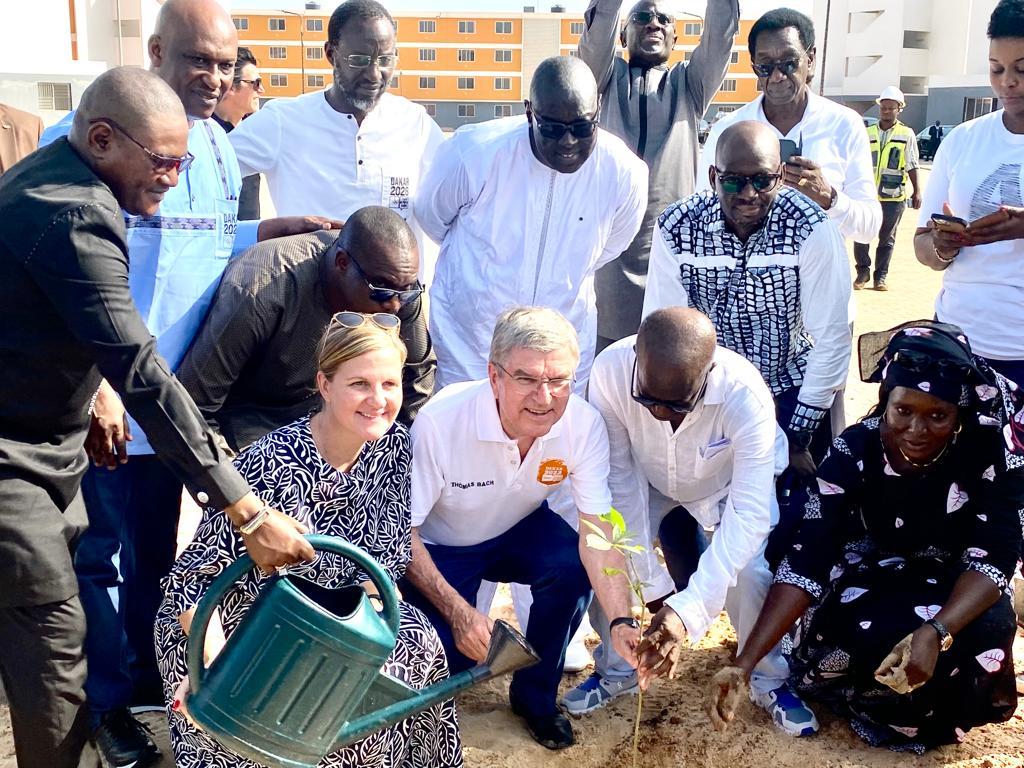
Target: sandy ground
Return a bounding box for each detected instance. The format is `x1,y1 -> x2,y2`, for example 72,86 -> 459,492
3,167 -> 1024,767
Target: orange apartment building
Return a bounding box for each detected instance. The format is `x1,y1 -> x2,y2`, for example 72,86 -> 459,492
232,7 -> 760,130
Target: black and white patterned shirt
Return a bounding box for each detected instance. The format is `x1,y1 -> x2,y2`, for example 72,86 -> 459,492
643,188 -> 852,438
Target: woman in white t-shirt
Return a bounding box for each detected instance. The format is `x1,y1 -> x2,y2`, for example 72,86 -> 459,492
915,0 -> 1024,386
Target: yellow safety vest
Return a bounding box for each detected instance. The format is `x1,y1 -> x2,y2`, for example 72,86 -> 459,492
867,121 -> 916,202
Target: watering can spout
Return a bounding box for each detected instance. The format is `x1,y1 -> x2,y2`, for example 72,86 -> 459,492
332,619 -> 539,751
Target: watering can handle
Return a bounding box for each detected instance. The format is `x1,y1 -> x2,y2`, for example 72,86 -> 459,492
187,534 -> 401,695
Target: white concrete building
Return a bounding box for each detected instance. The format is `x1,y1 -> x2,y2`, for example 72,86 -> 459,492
813,0 -> 999,131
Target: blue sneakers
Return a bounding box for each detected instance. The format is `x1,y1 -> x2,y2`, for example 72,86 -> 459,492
560,671 -> 638,715
750,683 -> 820,737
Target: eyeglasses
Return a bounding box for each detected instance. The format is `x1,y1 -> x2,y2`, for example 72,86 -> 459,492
343,53 -> 398,69
493,362 -> 575,396
751,59 -> 802,78
329,311 -> 401,332
236,77 -> 263,91
891,350 -> 971,380
89,118 -> 194,175
629,10 -> 675,26
631,357 -> 711,414
533,114 -> 599,141
347,253 -> 424,306
713,168 -> 782,195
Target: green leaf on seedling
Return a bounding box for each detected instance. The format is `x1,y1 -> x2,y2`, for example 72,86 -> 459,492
602,567 -> 626,577
585,533 -> 612,551
601,507 -> 628,538
581,518 -> 610,541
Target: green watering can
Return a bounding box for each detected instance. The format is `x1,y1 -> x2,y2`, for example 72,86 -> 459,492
186,535 -> 539,768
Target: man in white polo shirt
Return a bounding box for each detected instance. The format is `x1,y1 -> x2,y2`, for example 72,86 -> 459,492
228,0 -> 444,285
563,307 -> 818,738
415,55 -> 648,391
403,307 -> 639,750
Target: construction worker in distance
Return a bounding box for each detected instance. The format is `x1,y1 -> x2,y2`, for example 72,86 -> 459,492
853,85 -> 922,292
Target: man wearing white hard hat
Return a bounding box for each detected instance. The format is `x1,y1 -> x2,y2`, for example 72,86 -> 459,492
853,86 -> 921,291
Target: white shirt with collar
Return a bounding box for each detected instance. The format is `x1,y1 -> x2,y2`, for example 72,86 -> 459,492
588,338 -> 787,640
410,379 -> 612,547
698,91 -> 881,244
415,116 -> 648,391
228,91 -> 445,286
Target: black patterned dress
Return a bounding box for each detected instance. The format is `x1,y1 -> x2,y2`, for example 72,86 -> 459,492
155,417 -> 463,767
775,415 -> 1023,753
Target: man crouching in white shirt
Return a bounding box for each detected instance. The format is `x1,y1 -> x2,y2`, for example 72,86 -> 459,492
564,307 -> 818,738
402,307 -> 640,750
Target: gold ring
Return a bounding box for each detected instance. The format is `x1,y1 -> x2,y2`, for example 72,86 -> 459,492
798,178 -> 808,187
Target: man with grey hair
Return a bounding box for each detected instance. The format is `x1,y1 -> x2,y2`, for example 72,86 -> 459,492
416,55 -> 648,391
0,66 -> 314,768
402,307 -> 638,750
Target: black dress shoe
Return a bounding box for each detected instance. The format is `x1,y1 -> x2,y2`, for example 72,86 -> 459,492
93,708 -> 161,768
511,699 -> 575,749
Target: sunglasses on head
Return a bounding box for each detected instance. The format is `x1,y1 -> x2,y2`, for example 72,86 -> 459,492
630,9 -> 675,26
329,311 -> 401,332
344,53 -> 398,69
533,114 -> 599,141
630,357 -> 710,414
890,350 -> 971,380
713,169 -> 782,195
347,253 -> 424,306
751,59 -> 802,78
89,118 -> 194,175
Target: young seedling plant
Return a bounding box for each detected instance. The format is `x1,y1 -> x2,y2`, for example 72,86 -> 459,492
582,507 -> 649,768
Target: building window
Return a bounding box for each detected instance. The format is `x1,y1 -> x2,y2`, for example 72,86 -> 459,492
390,76 -> 399,88
306,18 -> 323,32
458,77 -> 474,89
269,46 -> 287,59
495,21 -> 512,34
730,51 -> 739,64
424,103 -> 436,116
963,97 -> 998,121
495,49 -> 513,63
233,17 -> 248,30
419,48 -> 436,62
37,82 -> 72,111
720,79 -> 737,92
268,17 -> 286,31
419,76 -> 436,89
306,47 -> 323,60
495,104 -> 511,117
457,49 -> 475,62
494,77 -> 511,90
684,22 -> 702,35
570,21 -> 585,35
458,20 -> 476,34
419,20 -> 436,33
270,74 -> 288,87
307,74 -> 325,88
684,50 -> 693,61
458,104 -> 475,117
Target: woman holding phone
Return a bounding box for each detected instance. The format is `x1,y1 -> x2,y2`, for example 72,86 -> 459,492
915,0 -> 1024,385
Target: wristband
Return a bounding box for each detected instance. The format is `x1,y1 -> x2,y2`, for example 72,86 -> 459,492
237,504 -> 270,536
610,616 -> 641,632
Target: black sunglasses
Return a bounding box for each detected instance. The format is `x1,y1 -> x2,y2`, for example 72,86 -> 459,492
714,168 -> 782,195
347,252 -> 423,306
631,357 -> 711,414
236,77 -> 263,90
891,350 -> 972,380
533,113 -> 599,141
751,59 -> 802,78
89,118 -> 194,174
630,10 -> 675,26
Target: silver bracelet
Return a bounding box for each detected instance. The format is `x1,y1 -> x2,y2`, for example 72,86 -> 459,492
238,504 -> 271,536
934,247 -> 957,264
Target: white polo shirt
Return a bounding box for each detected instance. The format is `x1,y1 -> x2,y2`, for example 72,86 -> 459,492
589,339 -> 787,638
410,379 -> 612,547
228,91 -> 445,286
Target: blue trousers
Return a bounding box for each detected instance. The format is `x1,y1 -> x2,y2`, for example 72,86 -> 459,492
75,456 -> 181,721
402,504 -> 591,717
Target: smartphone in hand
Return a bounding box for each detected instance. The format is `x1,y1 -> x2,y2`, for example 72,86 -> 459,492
931,213 -> 968,233
779,139 -> 800,165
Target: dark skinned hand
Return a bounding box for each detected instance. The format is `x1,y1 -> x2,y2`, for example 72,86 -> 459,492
257,215 -> 344,241
783,157 -> 833,209
965,206 -> 1024,246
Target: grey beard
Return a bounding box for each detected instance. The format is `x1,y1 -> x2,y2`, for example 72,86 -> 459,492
337,79 -> 381,113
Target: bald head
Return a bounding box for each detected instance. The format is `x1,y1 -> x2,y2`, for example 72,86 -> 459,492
638,308 -> 717,377
72,67 -> 185,143
716,120 -> 781,168
337,205 -> 417,267
529,56 -> 599,115
150,0 -> 238,119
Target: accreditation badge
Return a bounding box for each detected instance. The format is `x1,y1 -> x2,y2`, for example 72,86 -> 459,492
537,458 -> 569,486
